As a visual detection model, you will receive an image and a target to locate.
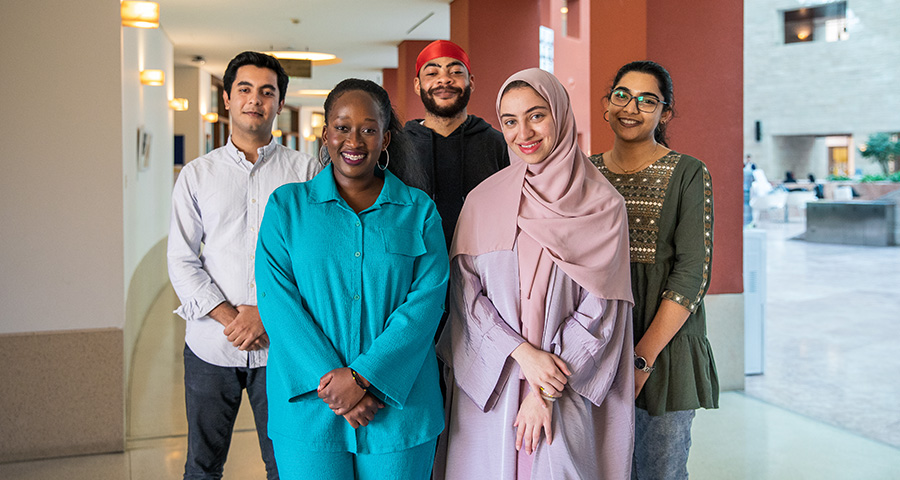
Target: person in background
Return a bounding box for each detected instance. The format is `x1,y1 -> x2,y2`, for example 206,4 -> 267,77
749,164 -> 774,225
167,51 -> 323,480
808,173 -> 825,199
436,68 -> 635,479
784,171 -> 804,191
403,39 -> 509,250
256,79 -> 447,480
590,60 -> 719,480
403,40 -> 511,400
743,155 -> 754,225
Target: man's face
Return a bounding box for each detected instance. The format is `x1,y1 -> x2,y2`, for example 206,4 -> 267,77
414,56 -> 472,118
223,65 -> 283,137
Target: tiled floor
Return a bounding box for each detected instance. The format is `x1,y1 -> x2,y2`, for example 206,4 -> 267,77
2,217 -> 899,479
743,218 -> 900,448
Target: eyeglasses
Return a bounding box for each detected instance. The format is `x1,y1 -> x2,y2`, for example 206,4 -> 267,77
609,89 -> 667,113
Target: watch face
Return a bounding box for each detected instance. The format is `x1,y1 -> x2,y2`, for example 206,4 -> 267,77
634,356 -> 647,370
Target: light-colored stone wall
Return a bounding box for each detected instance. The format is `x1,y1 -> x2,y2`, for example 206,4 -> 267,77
706,293 -> 745,392
744,0 -> 900,177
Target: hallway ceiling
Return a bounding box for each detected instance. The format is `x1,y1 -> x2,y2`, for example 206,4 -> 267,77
157,0 -> 451,106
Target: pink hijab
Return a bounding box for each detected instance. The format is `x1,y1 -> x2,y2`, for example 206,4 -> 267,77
451,68 -> 633,345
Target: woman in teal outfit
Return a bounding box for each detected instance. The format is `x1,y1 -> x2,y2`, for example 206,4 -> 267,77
256,79 -> 448,479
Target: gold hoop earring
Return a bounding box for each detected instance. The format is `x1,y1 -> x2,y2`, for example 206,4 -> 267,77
378,150 -> 390,171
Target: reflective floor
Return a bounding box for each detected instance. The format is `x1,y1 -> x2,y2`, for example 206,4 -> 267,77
2,217 -> 899,479
743,217 -> 900,449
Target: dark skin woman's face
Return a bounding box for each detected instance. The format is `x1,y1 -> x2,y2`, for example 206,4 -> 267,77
322,90 -> 391,186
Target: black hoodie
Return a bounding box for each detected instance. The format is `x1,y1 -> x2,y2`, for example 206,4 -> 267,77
403,114 -> 509,248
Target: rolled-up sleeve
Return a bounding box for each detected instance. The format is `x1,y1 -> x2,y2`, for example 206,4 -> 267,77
167,168 -> 227,321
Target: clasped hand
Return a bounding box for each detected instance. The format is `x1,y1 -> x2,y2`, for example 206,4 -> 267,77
318,367 -> 383,428
510,343 -> 571,453
223,305 -> 268,351
511,342 -> 571,400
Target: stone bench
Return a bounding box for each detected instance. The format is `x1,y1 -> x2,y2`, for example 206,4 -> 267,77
805,200 -> 896,246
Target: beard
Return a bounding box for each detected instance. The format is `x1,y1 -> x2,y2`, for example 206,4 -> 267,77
420,84 -> 471,119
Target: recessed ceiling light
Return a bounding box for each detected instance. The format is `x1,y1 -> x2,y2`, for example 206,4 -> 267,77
292,89 -> 332,97
266,51 -> 341,65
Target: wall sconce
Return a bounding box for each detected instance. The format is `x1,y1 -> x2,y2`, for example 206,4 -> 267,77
121,1 -> 160,29
310,112 -> 325,128
169,98 -> 189,111
140,69 -> 165,86
272,129 -> 283,138
203,112 -> 219,123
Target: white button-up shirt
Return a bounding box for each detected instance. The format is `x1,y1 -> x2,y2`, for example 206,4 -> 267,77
168,136 -> 323,368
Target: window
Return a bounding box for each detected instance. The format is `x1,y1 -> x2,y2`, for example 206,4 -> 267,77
783,2 -> 848,44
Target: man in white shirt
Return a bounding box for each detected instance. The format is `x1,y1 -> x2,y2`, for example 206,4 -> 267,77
168,51 -> 323,480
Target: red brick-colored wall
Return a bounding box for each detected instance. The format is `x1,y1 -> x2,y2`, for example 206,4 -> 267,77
647,0 -> 744,294
451,0 -> 541,131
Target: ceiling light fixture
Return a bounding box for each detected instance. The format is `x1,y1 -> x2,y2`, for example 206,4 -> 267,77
294,89 -> 332,97
203,112 -> 218,123
266,51 -> 341,65
121,1 -> 160,29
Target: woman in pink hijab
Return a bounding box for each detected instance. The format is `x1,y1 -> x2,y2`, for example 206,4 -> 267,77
434,68 -> 635,479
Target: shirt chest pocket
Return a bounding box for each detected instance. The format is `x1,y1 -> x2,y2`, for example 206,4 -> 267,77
378,228 -> 427,258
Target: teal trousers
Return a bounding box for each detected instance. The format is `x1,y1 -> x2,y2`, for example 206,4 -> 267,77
272,436 -> 437,480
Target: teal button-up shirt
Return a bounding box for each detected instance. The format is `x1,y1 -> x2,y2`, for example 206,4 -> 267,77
256,165 -> 448,454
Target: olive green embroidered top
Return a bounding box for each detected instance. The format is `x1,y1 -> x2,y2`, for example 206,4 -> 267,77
591,151 -> 719,416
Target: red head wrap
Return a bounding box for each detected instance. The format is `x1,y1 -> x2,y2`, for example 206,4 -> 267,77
415,40 -> 471,75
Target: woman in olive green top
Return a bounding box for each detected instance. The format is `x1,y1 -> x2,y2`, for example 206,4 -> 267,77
590,60 -> 718,480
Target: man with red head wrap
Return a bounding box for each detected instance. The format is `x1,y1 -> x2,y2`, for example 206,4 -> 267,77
404,40 -> 509,250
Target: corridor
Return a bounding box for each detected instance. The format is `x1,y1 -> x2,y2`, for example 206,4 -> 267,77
2,220 -> 899,479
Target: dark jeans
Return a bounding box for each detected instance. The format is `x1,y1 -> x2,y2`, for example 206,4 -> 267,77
183,345 -> 278,480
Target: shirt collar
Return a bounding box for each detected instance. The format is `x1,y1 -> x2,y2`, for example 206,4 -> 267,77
307,164 -> 414,209
224,135 -> 279,165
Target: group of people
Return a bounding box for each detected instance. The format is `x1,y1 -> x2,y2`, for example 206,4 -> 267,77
168,42 -> 719,480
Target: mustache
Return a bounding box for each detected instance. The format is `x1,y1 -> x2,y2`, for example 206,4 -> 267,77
428,86 -> 464,95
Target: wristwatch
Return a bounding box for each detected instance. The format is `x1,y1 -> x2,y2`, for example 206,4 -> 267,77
634,354 -> 655,373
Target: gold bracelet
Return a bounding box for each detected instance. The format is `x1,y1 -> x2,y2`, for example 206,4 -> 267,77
539,386 -> 562,402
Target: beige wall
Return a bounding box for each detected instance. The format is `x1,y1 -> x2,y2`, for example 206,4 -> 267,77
0,0 -> 123,461
1,1 -> 123,335
174,66 -> 212,162
122,25 -> 175,381
0,0 -> 174,462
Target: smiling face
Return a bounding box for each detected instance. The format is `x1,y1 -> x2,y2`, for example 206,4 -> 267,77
414,56 -> 472,118
223,65 -> 283,138
499,85 -> 556,165
606,71 -> 671,144
322,90 -> 390,185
